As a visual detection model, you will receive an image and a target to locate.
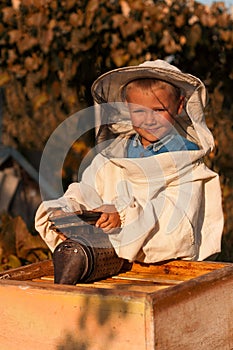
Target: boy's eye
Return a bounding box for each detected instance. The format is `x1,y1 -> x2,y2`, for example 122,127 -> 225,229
131,109 -> 147,116
153,108 -> 167,113
132,108 -> 146,113
131,108 -> 167,115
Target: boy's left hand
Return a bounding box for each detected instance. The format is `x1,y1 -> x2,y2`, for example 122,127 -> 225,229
94,205 -> 121,233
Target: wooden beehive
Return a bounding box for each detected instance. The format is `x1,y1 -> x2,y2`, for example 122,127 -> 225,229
0,259 -> 232,350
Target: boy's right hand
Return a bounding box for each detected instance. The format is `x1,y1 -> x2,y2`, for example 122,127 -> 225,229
94,205 -> 121,233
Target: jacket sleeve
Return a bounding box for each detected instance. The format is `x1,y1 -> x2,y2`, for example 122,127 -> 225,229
34,196 -> 83,252
35,155 -> 104,251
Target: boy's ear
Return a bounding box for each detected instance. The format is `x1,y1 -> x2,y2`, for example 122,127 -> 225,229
177,96 -> 185,114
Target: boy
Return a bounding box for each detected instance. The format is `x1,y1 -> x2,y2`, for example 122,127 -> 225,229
35,60 -> 223,284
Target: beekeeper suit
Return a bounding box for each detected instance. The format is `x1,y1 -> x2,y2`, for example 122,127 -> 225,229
35,60 -> 224,263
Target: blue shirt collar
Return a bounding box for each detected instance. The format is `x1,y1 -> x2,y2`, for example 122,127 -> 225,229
132,133 -> 176,152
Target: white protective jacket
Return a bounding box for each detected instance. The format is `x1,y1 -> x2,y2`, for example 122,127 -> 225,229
35,133 -> 223,262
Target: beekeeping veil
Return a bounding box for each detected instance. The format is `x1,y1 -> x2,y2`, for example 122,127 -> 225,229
91,60 -> 214,154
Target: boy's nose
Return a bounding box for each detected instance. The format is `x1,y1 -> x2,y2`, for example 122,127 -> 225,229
144,110 -> 158,124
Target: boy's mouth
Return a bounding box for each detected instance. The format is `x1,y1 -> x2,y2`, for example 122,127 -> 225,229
144,127 -> 160,134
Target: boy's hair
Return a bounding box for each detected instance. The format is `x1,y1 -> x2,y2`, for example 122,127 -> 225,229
122,78 -> 182,102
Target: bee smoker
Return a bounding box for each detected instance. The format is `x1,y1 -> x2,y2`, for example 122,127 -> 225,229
50,211 -> 125,285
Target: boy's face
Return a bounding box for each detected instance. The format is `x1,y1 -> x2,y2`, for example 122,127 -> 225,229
126,87 -> 183,147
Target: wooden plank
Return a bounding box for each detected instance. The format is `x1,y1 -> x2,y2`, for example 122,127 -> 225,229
0,260 -> 54,281
149,264 -> 233,350
129,260 -> 229,278
0,280 -> 148,350
82,280 -> 169,292
112,274 -> 182,285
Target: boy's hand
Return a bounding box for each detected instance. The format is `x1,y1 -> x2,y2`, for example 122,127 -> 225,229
94,205 -> 121,233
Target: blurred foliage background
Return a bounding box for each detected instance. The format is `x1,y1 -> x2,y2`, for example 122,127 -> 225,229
0,0 -> 233,269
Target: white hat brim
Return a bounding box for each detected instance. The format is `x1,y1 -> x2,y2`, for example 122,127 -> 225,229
91,63 -> 207,106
